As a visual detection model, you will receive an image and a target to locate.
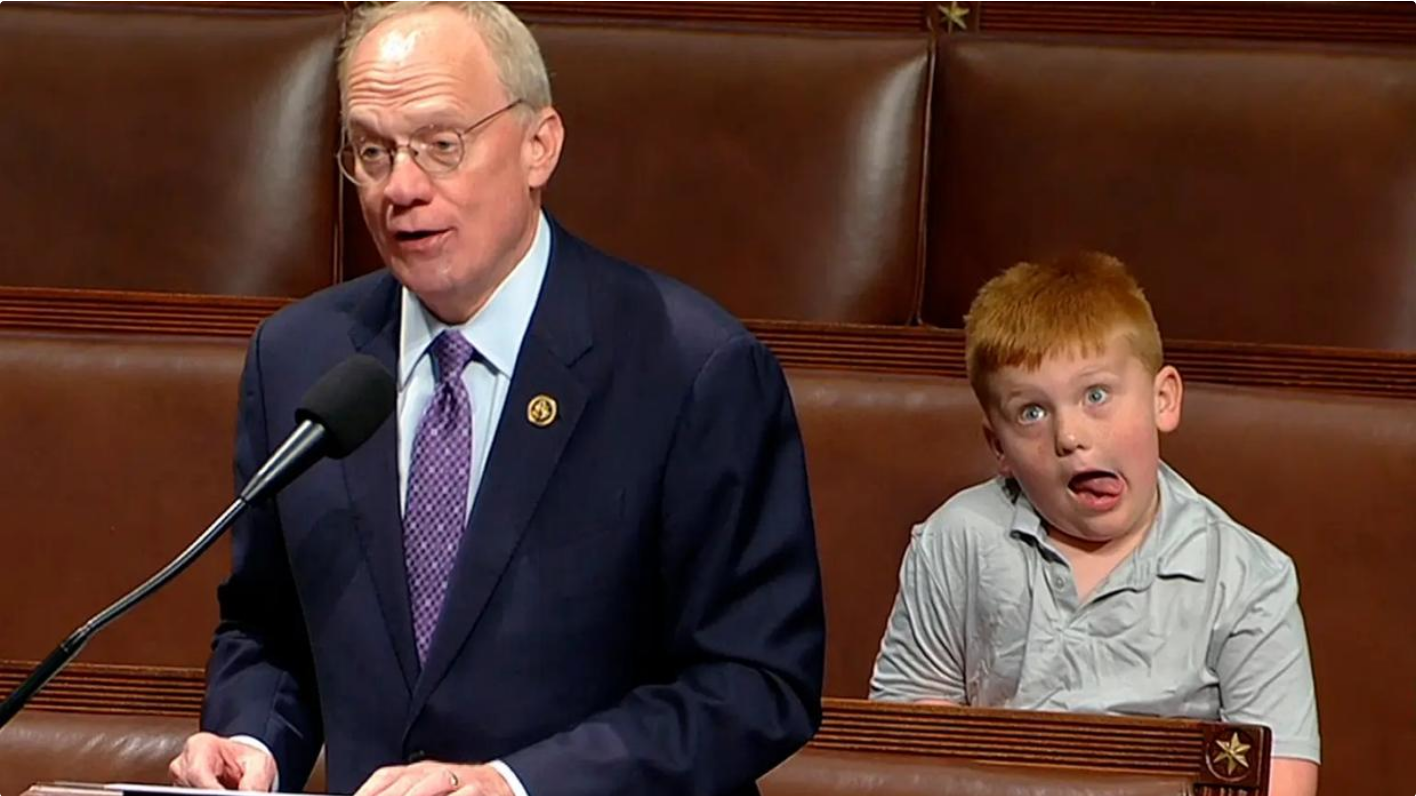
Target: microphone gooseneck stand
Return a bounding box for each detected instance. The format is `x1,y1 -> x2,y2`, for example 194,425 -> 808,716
0,497 -> 250,730
0,352 -> 397,733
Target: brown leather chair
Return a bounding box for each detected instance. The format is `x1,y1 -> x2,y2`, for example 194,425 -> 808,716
0,711 -> 328,796
0,711 -> 192,795
924,35 -> 1416,351
0,335 -> 246,670
0,3 -> 344,298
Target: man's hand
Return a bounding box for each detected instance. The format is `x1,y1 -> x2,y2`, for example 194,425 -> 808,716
353,762 -> 513,796
169,732 -> 277,791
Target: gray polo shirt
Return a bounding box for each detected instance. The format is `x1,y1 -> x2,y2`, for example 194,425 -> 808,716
870,462 -> 1321,763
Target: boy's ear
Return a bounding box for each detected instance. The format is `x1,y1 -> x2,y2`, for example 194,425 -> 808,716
1154,365 -> 1183,434
981,416 -> 1013,478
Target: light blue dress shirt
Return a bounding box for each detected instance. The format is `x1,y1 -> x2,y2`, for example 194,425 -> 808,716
396,211 -> 551,523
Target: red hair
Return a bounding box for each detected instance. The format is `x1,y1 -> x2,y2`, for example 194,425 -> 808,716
964,252 -> 1163,403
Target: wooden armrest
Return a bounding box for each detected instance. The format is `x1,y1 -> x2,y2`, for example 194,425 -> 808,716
813,697 -> 1269,796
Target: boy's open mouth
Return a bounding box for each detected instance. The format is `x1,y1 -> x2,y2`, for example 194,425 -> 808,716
1068,470 -> 1124,510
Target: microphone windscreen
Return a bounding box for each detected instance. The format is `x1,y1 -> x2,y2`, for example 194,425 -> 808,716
295,354 -> 396,459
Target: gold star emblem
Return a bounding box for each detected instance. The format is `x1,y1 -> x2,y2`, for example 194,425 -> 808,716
527,394 -> 557,427
1212,732 -> 1251,776
940,1 -> 970,32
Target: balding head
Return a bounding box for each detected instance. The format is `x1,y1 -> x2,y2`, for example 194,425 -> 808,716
339,1 -> 552,114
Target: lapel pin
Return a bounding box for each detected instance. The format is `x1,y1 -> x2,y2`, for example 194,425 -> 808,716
527,394 -> 558,427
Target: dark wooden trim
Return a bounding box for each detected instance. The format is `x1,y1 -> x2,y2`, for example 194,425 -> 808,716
0,661 -> 204,717
509,2 -> 931,32
973,1 -> 1416,46
25,0 -> 1416,46
0,287 -> 288,339
499,1 -> 1411,46
0,290 -> 1407,400
24,1 -> 344,15
815,697 -> 1269,794
748,320 -> 1416,400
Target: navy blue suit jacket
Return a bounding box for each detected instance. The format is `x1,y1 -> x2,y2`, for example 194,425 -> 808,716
201,221 -> 826,795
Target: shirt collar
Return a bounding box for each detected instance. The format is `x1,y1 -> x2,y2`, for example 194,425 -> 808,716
1147,462 -> 1209,581
1006,478 -> 1046,543
397,210 -> 551,390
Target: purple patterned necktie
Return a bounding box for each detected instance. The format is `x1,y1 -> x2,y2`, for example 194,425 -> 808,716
405,330 -> 477,664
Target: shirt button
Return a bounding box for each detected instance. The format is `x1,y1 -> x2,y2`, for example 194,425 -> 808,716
1052,573 -> 1067,589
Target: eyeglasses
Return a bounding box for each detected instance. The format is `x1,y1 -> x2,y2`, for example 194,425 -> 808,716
338,99 -> 524,185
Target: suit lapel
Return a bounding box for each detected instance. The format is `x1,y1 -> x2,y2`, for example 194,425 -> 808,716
342,273 -> 419,693
407,222 -> 595,717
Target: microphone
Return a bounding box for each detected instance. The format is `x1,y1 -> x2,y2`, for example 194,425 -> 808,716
0,354 -> 395,731
242,353 -> 397,503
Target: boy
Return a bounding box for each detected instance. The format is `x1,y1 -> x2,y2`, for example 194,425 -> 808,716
870,253 -> 1319,796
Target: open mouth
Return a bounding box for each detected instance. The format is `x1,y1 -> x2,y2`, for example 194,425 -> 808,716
1068,469 -> 1124,511
394,229 -> 447,242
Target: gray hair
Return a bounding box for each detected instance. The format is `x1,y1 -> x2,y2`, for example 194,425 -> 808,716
338,1 -> 553,111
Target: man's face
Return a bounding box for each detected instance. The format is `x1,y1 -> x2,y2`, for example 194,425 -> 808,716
344,8 -> 562,323
982,331 -> 1182,544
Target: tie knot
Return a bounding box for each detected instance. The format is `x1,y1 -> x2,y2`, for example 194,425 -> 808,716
430,330 -> 476,385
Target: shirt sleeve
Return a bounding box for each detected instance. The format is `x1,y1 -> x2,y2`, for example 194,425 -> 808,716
489,760 -> 530,796
230,735 -> 279,791
870,516 -> 970,704
1214,554 -> 1322,763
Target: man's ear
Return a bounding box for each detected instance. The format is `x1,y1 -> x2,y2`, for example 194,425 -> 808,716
523,106 -> 564,190
1154,365 -> 1183,434
981,416 -> 1012,478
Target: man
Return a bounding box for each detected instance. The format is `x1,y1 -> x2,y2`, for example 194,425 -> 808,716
169,3 -> 825,795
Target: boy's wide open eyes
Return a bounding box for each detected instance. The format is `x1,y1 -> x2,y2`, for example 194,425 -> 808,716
1018,404 -> 1047,424
1013,385 -> 1109,425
